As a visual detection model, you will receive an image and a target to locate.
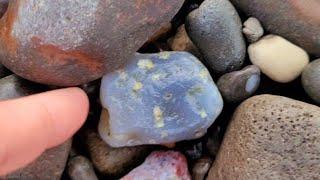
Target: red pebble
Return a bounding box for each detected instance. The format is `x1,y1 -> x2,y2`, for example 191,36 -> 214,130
121,151 -> 191,180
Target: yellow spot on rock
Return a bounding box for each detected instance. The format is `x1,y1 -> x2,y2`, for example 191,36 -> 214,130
199,109 -> 208,118
158,52 -> 171,60
153,106 -> 164,128
138,59 -> 154,70
199,69 -> 209,79
133,81 -> 143,91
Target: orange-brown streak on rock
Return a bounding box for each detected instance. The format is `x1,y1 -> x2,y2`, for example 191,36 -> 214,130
31,37 -> 103,72
0,0 -> 19,55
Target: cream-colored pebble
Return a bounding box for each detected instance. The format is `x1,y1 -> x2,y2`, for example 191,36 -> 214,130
248,35 -> 309,83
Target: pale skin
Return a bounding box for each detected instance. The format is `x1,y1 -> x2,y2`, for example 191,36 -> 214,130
0,87 -> 89,175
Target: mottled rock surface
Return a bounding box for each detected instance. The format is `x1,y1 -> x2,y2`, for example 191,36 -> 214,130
99,52 -> 223,147
249,35 -> 309,83
208,95 -> 320,180
302,59 -> 320,104
217,65 -> 260,102
0,0 -> 184,86
186,0 -> 246,74
84,130 -> 149,176
242,17 -> 264,43
121,151 -> 191,180
230,0 -> 320,56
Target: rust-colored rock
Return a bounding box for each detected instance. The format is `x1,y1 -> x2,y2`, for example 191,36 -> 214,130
230,0 -> 320,56
0,0 -> 184,86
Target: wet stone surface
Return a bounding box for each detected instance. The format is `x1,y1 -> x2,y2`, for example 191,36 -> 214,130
99,51 -> 223,147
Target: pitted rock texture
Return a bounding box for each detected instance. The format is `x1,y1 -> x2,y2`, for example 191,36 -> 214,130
186,0 -> 246,74
99,52 -> 223,147
0,0 -> 183,86
230,0 -> 320,56
208,95 -> 320,180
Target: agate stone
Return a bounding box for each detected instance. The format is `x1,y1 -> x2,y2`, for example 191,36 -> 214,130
99,51 -> 223,147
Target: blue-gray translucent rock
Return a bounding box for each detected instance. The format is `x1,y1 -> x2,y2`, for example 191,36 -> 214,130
99,51 -> 223,147
185,0 -> 246,74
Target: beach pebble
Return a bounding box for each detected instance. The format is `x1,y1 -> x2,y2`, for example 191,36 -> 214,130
186,0 -> 246,74
302,59 -> 320,104
217,65 -> 261,102
68,156 -> 98,180
230,0 -> 320,56
249,35 -> 309,83
99,52 -> 223,147
121,151 -> 191,180
208,95 -> 320,179
192,157 -> 213,180
167,25 -> 202,58
242,17 -> 264,43
0,0 -> 183,86
84,130 -> 150,176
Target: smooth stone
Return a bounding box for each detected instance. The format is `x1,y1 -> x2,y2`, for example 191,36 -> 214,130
302,59 -> 320,104
217,65 -> 261,102
84,130 -> 150,176
0,0 -> 184,86
121,151 -> 191,180
186,0 -> 246,74
249,35 -> 309,83
6,140 -> 72,180
99,51 -> 223,147
242,17 -> 264,43
230,0 -> 320,56
192,157 -> 213,180
167,24 -> 202,59
68,155 -> 98,180
208,95 -> 320,179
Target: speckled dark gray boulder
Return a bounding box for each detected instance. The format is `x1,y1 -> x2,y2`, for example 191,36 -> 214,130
217,65 -> 260,102
208,95 -> 320,180
186,0 -> 246,74
302,59 -> 320,104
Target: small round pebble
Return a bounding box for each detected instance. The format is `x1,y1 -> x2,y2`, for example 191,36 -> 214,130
217,65 -> 261,102
99,51 -> 223,147
242,17 -> 264,43
302,59 -> 320,104
68,156 -> 98,180
192,157 -> 213,180
249,35 -> 309,83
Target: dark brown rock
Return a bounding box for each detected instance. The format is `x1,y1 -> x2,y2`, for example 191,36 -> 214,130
208,95 -> 320,179
84,130 -> 150,176
230,0 -> 320,56
0,0 -> 8,18
0,0 -> 184,86
6,140 -> 72,180
68,155 -> 98,180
